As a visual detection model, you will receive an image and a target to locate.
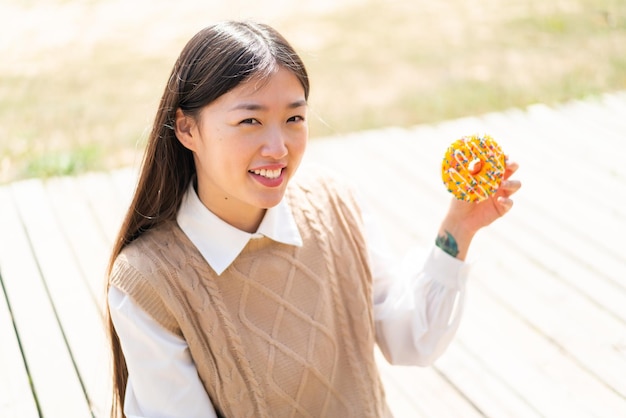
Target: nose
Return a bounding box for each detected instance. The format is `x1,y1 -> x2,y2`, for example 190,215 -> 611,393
261,127 -> 288,159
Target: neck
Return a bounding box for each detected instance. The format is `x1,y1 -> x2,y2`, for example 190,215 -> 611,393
195,186 -> 266,234
227,208 -> 266,234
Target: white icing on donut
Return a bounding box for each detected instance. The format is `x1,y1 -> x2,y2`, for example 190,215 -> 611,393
442,134 -> 505,202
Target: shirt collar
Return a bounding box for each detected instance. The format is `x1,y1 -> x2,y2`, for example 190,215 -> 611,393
176,182 -> 303,275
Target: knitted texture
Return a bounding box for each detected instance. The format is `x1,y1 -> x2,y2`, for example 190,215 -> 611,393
110,172 -> 392,418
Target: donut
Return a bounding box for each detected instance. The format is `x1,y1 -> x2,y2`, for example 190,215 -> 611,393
441,134 -> 506,202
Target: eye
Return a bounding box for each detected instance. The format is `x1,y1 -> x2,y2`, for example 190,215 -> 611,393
287,115 -> 305,123
239,118 -> 260,125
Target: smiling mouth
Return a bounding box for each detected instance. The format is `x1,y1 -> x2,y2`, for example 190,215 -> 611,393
249,168 -> 282,179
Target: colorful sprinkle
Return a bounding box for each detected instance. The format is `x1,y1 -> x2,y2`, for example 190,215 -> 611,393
441,133 -> 506,202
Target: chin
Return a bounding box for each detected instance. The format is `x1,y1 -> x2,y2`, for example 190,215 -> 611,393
259,198 -> 284,209
256,191 -> 287,209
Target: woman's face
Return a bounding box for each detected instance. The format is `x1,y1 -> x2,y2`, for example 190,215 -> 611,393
175,66 -> 308,232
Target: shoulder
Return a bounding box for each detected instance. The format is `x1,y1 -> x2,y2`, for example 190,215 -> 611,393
110,221 -> 183,286
109,221 -> 185,335
116,221 -> 180,262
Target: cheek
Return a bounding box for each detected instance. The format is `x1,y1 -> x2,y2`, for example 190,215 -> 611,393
290,130 -> 308,157
192,137 -> 230,176
295,137 -> 307,159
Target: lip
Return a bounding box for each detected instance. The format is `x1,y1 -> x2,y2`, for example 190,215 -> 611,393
249,163 -> 285,172
248,164 -> 286,188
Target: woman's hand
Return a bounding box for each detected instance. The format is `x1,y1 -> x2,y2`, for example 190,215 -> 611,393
436,159 -> 522,260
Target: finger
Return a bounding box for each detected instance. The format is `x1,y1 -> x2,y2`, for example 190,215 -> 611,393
503,160 -> 519,180
495,196 -> 514,215
498,179 -> 522,197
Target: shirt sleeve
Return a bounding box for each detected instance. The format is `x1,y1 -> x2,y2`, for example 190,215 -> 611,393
108,286 -> 217,418
361,199 -> 472,367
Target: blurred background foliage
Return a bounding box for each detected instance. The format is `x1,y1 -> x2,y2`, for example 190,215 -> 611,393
1,0 -> 625,182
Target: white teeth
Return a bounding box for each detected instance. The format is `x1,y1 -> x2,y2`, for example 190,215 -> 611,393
251,168 -> 281,179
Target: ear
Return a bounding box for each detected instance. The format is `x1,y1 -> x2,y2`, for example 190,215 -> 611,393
174,108 -> 197,152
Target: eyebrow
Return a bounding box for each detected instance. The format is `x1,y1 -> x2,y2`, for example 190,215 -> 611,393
229,100 -> 307,112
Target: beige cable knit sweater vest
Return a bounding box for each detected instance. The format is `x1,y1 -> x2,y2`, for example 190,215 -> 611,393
110,173 -> 392,418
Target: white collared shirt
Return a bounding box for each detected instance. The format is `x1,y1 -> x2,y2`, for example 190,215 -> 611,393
109,183 -> 471,418
175,181 -> 303,275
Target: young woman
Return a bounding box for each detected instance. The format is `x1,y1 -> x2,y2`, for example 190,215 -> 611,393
106,20 -> 521,418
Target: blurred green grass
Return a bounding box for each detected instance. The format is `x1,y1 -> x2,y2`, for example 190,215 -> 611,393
1,0 -> 625,182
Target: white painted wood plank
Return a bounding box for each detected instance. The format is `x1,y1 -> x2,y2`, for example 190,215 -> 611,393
109,166 -> 138,209
75,171 -> 128,245
458,276 -> 626,417
43,176 -> 114,416
437,343 -> 543,418
475,226 -> 626,399
376,351 -> 430,418
0,182 -> 92,418
377,353 -> 485,418
493,200 -> 626,322
524,104 -> 623,179
480,108 -> 625,221
0,299 -> 39,418
557,98 -> 626,156
0,192 -> 40,417
44,176 -> 111,305
11,179 -> 111,418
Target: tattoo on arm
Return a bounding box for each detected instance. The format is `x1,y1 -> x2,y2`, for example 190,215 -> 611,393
435,230 -> 459,257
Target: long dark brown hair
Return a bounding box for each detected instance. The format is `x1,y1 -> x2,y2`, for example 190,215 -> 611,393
104,21 -> 309,417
